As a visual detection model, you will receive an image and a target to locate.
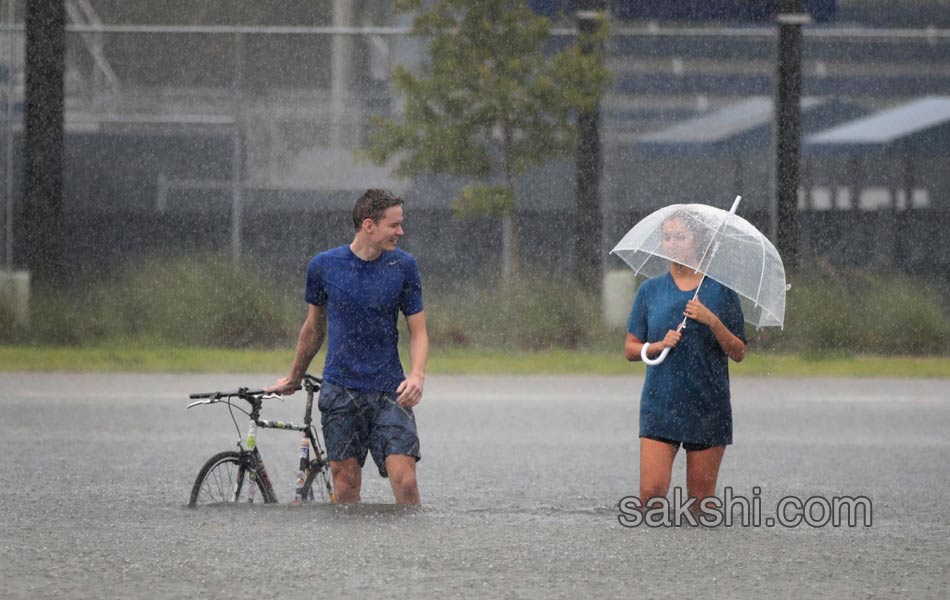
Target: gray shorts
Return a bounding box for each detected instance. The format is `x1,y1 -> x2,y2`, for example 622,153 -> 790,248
318,382 -> 421,478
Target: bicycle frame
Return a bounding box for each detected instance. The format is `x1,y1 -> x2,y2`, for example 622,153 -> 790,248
251,377 -> 333,503
187,374 -> 333,505
237,399 -> 276,503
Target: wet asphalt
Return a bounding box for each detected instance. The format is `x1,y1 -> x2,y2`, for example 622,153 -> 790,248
0,373 -> 948,599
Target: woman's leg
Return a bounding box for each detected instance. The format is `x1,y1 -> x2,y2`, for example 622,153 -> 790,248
685,445 -> 726,512
639,437 -> 678,507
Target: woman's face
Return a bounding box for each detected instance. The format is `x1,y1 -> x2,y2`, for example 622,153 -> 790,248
662,218 -> 699,266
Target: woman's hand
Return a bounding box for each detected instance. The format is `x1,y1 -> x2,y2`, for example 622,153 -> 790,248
684,298 -> 718,327
659,329 -> 682,350
625,330 -> 682,362
685,297 -> 746,362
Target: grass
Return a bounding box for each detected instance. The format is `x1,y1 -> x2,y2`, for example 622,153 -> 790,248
2,344 -> 950,378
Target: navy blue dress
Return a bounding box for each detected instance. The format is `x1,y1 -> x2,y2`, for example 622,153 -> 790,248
627,272 -> 746,446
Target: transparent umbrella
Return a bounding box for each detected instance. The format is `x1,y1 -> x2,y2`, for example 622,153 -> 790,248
610,196 -> 787,365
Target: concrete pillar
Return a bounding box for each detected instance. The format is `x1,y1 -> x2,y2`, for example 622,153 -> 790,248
602,270 -> 636,328
0,269 -> 30,326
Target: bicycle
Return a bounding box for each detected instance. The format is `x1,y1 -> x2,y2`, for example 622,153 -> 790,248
186,373 -> 334,507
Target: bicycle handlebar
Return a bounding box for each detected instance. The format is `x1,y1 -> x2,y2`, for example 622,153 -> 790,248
187,374 -> 323,401
188,388 -> 266,400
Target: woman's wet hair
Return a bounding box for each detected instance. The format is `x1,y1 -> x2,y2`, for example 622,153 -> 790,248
662,211 -> 712,259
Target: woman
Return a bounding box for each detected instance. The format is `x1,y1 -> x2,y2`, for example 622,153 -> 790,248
624,211 -> 747,515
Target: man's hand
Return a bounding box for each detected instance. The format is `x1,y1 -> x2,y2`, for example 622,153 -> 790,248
396,372 -> 424,408
267,376 -> 301,396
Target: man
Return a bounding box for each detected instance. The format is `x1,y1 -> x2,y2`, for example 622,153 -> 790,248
270,189 -> 428,505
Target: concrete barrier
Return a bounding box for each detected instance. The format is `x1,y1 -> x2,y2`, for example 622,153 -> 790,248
602,270 -> 637,328
0,270 -> 30,326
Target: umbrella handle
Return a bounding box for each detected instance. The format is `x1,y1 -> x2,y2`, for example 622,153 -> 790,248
641,316 -> 690,366
641,343 -> 671,366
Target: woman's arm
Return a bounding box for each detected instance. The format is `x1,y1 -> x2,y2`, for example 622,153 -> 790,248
683,299 -> 746,362
625,330 -> 682,362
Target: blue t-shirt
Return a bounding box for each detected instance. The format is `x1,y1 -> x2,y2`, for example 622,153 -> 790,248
627,272 -> 746,446
305,245 -> 424,392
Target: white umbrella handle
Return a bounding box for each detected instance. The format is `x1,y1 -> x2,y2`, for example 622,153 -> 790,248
641,320 -> 685,365
641,343 -> 670,365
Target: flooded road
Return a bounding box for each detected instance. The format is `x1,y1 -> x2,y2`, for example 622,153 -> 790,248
1,373 -> 947,598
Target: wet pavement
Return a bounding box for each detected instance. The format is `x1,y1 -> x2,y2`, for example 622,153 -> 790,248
1,373 -> 948,599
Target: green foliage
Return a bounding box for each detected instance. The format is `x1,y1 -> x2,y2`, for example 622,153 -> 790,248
0,296 -> 15,342
27,291 -> 112,345
452,185 -> 514,219
362,0 -> 612,264
424,270 -> 619,350
750,265 -> 950,357
20,255 -> 301,349
366,0 -> 610,180
852,272 -> 950,354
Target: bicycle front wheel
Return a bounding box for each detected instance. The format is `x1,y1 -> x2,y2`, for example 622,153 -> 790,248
302,459 -> 334,504
188,451 -> 277,507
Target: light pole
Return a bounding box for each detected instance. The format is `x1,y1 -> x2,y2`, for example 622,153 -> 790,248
22,0 -> 66,283
772,0 -> 810,270
574,1 -> 605,295
3,2 -> 16,270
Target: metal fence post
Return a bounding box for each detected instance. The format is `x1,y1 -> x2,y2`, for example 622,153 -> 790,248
231,30 -> 244,263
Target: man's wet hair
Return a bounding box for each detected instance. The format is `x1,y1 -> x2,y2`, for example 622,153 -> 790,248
353,189 -> 404,230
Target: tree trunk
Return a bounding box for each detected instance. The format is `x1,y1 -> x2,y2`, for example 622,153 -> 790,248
22,0 -> 66,283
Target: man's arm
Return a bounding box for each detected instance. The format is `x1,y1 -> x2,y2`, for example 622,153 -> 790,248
269,304 -> 327,394
396,310 -> 428,407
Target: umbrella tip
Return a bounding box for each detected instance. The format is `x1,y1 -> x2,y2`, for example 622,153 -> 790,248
729,196 -> 742,214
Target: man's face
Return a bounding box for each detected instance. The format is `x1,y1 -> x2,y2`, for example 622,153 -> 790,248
366,205 -> 404,251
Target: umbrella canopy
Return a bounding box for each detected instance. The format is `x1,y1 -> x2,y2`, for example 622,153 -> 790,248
610,201 -> 787,329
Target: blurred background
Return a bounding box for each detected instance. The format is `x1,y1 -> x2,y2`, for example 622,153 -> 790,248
1,1 -> 948,354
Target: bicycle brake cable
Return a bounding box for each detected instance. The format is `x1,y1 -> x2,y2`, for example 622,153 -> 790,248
227,399 -> 242,441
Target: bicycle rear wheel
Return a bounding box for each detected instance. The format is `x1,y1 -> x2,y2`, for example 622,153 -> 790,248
188,451 -> 277,507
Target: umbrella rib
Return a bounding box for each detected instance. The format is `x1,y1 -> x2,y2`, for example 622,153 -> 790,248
755,228 -> 767,307
694,231 -> 717,275
635,248 -> 652,274
634,236 -> 659,274
695,206 -> 733,275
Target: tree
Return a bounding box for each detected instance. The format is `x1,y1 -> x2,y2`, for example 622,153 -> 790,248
362,0 -> 610,279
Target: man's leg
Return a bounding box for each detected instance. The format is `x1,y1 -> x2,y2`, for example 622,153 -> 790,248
330,457 -> 362,503
320,383 -> 370,504
370,390 -> 421,505
385,454 -> 419,505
